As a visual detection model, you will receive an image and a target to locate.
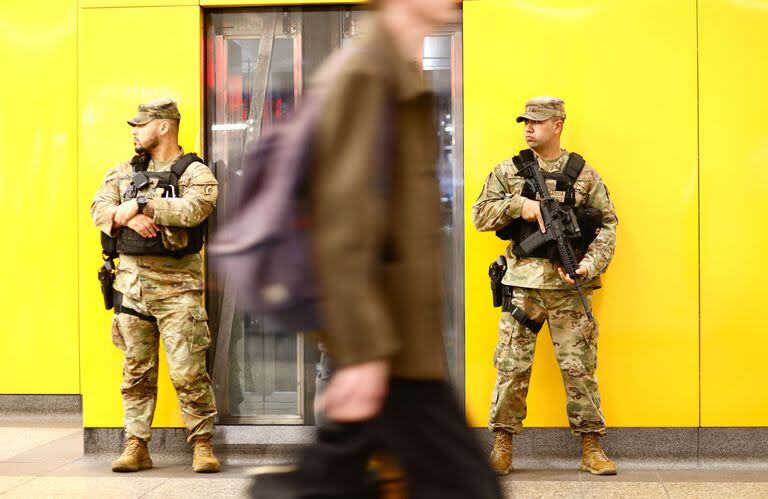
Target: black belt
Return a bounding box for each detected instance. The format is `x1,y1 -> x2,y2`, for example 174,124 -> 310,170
113,292 -> 156,323
501,287 -> 544,333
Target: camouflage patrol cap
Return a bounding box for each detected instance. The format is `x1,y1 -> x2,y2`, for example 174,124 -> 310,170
127,98 -> 181,126
516,96 -> 566,123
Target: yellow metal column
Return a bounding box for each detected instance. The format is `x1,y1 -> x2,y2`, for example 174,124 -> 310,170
699,0 -> 768,426
0,0 -> 79,394
463,0 -> 699,428
78,3 -> 201,428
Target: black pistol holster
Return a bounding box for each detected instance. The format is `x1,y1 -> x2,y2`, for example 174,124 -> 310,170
489,255 -> 544,333
98,256 -> 116,310
501,286 -> 544,333
489,256 -> 507,308
98,232 -> 118,310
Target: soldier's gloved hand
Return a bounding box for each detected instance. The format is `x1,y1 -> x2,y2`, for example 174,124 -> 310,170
114,199 -> 140,227
316,360 -> 389,422
126,214 -> 160,239
521,199 -> 546,233
557,265 -> 589,285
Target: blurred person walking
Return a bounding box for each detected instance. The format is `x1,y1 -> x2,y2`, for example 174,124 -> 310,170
249,0 -> 502,497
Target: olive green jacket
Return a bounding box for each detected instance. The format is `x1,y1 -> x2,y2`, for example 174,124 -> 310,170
308,19 -> 446,379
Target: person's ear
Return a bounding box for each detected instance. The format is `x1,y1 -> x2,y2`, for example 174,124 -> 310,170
553,118 -> 564,135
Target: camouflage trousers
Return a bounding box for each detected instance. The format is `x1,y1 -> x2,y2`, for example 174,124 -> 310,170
488,287 -> 606,436
111,290 -> 217,444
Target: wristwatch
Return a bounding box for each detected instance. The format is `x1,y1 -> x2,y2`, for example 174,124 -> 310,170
136,195 -> 148,214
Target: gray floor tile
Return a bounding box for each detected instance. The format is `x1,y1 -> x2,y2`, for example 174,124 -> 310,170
4,430 -> 83,464
755,483 -> 768,495
0,427 -> 80,461
581,481 -> 667,498
502,480 -> 582,498
0,461 -> 71,477
0,476 -> 35,494
580,470 -> 661,482
659,469 -> 768,483
222,446 -> 299,466
196,464 -> 252,479
144,477 -> 251,498
501,469 -> 581,482
44,458 -> 190,478
665,482 -> 765,499
3,476 -> 169,498
0,416 -> 81,429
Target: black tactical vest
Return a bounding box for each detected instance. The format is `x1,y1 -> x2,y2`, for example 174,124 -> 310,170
496,150 -> 602,261
101,153 -> 209,259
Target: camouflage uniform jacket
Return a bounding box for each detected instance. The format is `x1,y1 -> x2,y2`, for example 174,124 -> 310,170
90,151 -> 218,302
472,150 -> 617,290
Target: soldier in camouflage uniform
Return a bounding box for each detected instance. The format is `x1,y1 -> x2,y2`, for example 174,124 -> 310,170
472,97 -> 619,476
91,99 -> 221,473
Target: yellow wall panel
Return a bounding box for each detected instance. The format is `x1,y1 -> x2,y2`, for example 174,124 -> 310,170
0,0 -> 80,394
80,1 -> 196,8
464,0 -> 699,428
78,5 -> 202,427
699,0 -> 768,426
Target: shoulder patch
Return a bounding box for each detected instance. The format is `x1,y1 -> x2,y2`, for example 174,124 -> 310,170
181,161 -> 217,184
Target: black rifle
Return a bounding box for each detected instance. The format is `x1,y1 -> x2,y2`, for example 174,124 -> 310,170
515,150 -> 594,321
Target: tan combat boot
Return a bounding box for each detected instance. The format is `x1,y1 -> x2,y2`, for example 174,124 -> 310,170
111,436 -> 153,472
579,433 -> 617,475
192,437 -> 221,473
489,430 -> 514,475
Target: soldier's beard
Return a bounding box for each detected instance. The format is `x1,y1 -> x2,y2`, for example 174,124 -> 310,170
134,135 -> 159,155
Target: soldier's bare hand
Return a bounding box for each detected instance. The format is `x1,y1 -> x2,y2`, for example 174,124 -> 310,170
114,200 -> 140,226
126,214 -> 160,238
558,265 -> 589,285
316,360 -> 389,422
521,199 -> 546,233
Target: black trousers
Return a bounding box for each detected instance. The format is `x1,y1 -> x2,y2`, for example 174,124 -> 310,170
295,378 -> 502,499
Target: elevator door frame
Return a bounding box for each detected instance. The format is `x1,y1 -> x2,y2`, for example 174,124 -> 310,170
204,7 -> 465,425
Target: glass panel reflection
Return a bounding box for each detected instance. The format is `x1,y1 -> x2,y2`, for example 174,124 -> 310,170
205,8 -> 463,423
424,34 -> 461,382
